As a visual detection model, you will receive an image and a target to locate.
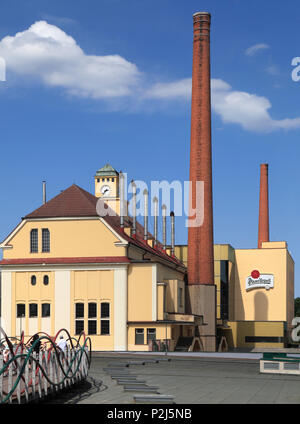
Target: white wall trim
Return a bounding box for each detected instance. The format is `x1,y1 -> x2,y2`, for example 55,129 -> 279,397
113,267 -> 128,351
1,272 -> 12,336
99,217 -> 128,245
152,264 -> 157,321
0,220 -> 27,248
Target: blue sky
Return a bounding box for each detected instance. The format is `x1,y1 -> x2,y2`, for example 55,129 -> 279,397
0,0 -> 300,294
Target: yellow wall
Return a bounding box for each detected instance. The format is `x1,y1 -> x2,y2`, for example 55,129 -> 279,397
234,246 -> 289,322
128,265 -> 153,322
4,219 -> 126,259
70,269 -> 114,350
128,324 -> 172,351
12,271 -> 55,337
221,321 -> 285,349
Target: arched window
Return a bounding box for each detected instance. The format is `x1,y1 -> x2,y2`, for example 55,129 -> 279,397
42,229 -> 50,253
100,302 -> 110,335
42,303 -> 50,317
31,275 -> 37,286
30,229 -> 38,253
43,275 -> 49,286
17,304 -> 25,318
88,303 -> 97,335
75,303 -> 84,335
29,304 -> 38,318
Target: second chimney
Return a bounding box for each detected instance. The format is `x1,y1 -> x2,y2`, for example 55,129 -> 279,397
258,163 -> 270,248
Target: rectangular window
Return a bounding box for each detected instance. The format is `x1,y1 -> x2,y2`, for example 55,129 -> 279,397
29,303 -> 38,318
42,303 -> 50,317
100,320 -> 109,335
42,229 -> 50,253
220,261 -> 229,320
88,320 -> 97,335
135,329 -> 144,345
88,303 -> 97,318
245,336 -> 284,343
17,304 -> 25,318
178,287 -> 183,308
101,303 -> 110,318
147,328 -> 156,344
100,302 -> 110,335
30,229 -> 38,253
75,320 -> 84,335
76,303 -> 84,318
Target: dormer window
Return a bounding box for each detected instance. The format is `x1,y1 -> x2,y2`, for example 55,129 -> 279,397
30,229 -> 38,253
42,229 -> 50,253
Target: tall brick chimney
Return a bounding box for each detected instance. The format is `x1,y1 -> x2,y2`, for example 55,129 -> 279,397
186,12 -> 216,352
188,12 -> 214,286
258,163 -> 269,248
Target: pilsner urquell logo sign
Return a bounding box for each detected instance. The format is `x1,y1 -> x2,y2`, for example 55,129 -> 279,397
246,270 -> 274,291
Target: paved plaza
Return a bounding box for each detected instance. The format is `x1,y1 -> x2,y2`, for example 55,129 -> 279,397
39,352 -> 300,404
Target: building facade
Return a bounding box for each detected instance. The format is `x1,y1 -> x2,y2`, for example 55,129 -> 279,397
175,242 -> 294,349
0,167 -> 205,352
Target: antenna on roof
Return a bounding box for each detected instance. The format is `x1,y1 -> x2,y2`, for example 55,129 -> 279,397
42,181 -> 46,205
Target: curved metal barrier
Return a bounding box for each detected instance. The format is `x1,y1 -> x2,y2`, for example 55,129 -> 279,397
0,327 -> 92,404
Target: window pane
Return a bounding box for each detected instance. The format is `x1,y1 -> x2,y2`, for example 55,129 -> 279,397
101,320 -> 110,335
135,329 -> 144,345
29,304 -> 38,318
147,328 -> 156,343
30,229 -> 38,253
75,320 -> 84,335
101,303 -> 110,318
17,304 -> 25,318
42,303 -> 50,317
31,275 -> 37,286
88,320 -> 97,335
42,229 -> 50,253
43,275 -> 49,286
88,303 -> 97,318
76,303 -> 84,318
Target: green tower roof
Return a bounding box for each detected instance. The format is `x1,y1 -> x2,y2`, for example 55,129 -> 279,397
95,164 -> 119,177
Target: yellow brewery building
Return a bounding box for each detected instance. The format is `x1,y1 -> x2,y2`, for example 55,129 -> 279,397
0,165 -> 200,352
0,164 -> 295,352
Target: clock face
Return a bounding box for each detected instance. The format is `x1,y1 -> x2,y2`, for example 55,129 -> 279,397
101,185 -> 111,196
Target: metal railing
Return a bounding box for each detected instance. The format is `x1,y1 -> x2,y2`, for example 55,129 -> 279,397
0,327 -> 91,404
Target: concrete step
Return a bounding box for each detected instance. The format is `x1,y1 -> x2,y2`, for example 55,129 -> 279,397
124,385 -> 159,393
134,395 -> 175,404
127,361 -> 146,366
116,380 -> 147,385
103,368 -> 128,373
107,363 -> 129,367
111,375 -> 138,380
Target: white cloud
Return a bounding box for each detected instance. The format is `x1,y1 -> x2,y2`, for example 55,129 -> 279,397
211,79 -> 300,132
245,43 -> 270,56
0,21 -> 299,133
146,78 -> 300,133
143,78 -> 191,100
0,21 -> 141,98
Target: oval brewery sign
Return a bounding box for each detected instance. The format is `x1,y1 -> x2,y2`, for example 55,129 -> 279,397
246,270 -> 274,291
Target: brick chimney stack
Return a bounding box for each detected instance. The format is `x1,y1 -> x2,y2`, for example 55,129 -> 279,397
258,163 -> 270,248
186,12 -> 216,352
188,12 -> 214,285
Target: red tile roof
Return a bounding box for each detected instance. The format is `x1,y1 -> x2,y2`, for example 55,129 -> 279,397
0,257 -> 131,265
25,184 -> 99,219
20,184 -> 185,269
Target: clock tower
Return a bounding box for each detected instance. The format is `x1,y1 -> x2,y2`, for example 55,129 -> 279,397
94,164 -> 120,214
